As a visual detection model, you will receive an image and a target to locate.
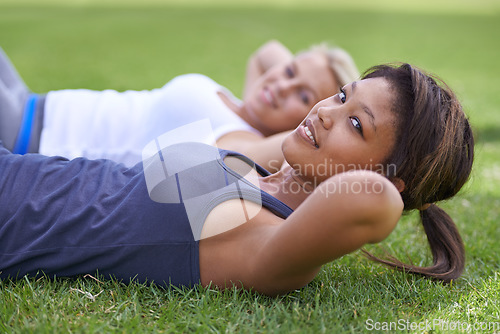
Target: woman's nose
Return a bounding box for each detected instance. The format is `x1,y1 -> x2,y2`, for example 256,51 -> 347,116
276,79 -> 298,96
317,105 -> 336,129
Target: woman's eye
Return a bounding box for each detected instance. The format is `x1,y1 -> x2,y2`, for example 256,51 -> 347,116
285,66 -> 294,78
350,116 -> 363,135
339,88 -> 346,103
300,91 -> 310,105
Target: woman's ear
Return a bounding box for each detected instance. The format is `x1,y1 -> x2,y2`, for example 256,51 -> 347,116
391,177 -> 405,193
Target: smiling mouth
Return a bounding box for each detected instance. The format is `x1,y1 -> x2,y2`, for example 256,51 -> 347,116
302,119 -> 318,148
262,88 -> 276,108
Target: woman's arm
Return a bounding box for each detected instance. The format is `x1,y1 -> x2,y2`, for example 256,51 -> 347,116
199,170 -> 403,295
243,40 -> 293,100
252,170 -> 404,295
216,130 -> 291,172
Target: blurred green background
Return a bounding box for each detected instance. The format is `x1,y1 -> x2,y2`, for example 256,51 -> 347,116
1,0 -> 499,332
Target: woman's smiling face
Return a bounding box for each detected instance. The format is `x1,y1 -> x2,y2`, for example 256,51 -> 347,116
281,77 -> 398,185
242,51 -> 338,136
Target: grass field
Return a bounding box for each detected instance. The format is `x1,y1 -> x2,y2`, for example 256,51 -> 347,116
1,0 -> 499,332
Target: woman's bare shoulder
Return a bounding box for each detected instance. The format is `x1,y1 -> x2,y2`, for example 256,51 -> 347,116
314,170 -> 404,242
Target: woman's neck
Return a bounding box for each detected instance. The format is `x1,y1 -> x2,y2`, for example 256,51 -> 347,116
217,91 -> 273,136
217,90 -> 244,116
259,164 -> 313,210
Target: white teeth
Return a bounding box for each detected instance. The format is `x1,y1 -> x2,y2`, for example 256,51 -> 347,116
264,90 -> 273,104
304,125 -> 316,145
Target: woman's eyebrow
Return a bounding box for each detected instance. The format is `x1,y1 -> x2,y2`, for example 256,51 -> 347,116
362,105 -> 376,132
351,81 -> 377,132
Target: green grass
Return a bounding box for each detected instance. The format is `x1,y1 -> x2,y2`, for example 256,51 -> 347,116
1,1 -> 499,332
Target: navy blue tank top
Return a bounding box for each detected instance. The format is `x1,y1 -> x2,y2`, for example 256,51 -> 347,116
0,142 -> 292,287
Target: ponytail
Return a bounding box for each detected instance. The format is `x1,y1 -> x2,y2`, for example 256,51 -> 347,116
364,204 -> 465,282
419,204 -> 465,281
361,63 -> 473,283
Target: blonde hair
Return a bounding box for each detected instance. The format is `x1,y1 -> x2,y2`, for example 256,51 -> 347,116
303,43 -> 360,87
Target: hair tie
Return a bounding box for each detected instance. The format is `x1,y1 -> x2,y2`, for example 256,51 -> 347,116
419,203 -> 431,211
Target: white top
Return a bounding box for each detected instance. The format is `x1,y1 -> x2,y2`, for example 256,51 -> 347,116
40,74 -> 260,166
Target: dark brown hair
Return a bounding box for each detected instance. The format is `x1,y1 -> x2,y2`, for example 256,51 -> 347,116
362,63 -> 474,282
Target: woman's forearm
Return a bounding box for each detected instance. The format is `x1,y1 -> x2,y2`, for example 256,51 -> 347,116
216,130 -> 290,172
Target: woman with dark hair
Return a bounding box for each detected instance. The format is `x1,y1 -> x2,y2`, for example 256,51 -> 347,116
0,63 -> 473,295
